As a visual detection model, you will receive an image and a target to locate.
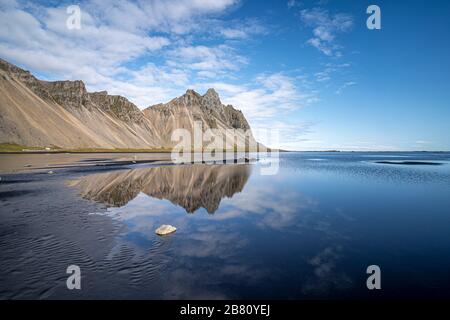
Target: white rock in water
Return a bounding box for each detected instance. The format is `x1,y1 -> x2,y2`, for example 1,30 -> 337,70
155,224 -> 177,236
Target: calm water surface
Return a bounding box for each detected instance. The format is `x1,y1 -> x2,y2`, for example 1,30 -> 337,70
1,152 -> 450,299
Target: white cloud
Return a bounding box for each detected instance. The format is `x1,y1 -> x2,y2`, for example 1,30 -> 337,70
220,28 -> 247,39
314,71 -> 331,82
167,44 -> 247,76
0,0 -> 245,107
0,3 -> 170,72
193,73 -> 319,149
219,19 -> 266,39
85,0 -> 239,34
335,81 -> 356,94
287,0 -> 300,9
300,8 -> 353,57
198,73 -> 317,121
415,140 -> 432,145
253,120 -> 314,150
313,62 -> 355,98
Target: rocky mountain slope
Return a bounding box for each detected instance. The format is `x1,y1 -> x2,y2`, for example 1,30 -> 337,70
143,88 -> 256,150
0,58 -> 258,150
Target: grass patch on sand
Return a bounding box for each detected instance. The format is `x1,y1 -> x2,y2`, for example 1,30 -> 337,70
69,147 -> 173,153
0,143 -> 47,152
0,143 -> 173,153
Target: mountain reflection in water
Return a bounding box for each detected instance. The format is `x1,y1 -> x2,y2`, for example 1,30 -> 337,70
70,164 -> 252,213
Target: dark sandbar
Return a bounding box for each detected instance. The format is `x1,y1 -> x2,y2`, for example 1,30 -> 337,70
375,161 -> 443,166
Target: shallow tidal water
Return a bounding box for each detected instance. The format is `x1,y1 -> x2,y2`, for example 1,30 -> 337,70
1,152 -> 450,299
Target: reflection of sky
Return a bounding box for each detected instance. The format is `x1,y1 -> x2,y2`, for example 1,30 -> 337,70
91,152 -> 450,298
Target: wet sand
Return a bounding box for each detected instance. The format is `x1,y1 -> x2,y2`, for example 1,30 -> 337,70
0,153 -> 172,173
0,163 -> 125,298
0,152 -> 256,173
0,154 -> 176,298
0,155 -> 255,299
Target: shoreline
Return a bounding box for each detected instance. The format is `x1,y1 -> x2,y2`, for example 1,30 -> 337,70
0,143 -> 280,154
2,149 -> 449,155
0,153 -> 258,174
0,149 -> 281,155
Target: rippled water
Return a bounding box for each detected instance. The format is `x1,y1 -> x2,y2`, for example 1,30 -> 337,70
1,152 -> 450,299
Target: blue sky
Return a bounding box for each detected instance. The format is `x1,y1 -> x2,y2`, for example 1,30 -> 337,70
0,0 -> 449,150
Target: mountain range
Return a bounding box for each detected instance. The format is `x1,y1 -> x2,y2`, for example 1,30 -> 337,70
0,58 -> 259,151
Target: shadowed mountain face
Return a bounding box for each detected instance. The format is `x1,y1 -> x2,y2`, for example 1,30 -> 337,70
69,164 -> 252,213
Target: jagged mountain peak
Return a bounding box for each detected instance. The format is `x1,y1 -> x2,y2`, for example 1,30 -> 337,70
203,88 -> 219,98
181,88 -> 221,103
185,88 -> 200,96
165,88 -> 223,109
202,88 -> 221,107
159,88 -> 224,110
